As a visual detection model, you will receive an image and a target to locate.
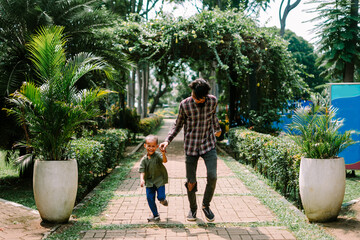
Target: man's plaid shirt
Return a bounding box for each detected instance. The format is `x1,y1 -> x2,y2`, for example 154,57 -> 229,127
165,95 -> 221,156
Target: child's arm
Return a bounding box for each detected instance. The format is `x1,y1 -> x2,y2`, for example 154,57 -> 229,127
161,150 -> 167,163
140,172 -> 145,187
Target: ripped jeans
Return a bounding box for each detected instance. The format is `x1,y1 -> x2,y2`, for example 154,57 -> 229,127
185,148 -> 217,212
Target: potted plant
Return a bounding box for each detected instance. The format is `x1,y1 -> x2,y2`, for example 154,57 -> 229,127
288,93 -> 356,222
4,26 -> 113,223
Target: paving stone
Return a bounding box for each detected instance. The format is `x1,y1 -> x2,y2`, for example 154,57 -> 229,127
83,227 -> 296,240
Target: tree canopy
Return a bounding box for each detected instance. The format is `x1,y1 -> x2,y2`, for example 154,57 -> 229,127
114,9 -> 307,132
311,0 -> 360,82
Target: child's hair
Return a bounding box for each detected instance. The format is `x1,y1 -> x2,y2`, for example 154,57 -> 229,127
188,78 -> 211,99
145,135 -> 158,144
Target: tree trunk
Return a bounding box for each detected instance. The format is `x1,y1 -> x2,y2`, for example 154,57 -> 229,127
127,69 -> 136,108
228,70 -> 238,127
249,63 -> 258,112
343,62 -> 355,82
137,65 -> 142,116
210,61 -> 218,98
279,0 -> 301,36
142,63 -> 149,118
149,76 -> 169,113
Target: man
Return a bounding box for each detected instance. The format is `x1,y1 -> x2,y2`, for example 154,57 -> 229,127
159,78 -> 221,222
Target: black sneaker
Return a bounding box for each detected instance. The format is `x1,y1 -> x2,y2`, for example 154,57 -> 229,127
186,210 -> 197,221
202,207 -> 215,222
147,215 -> 160,222
160,199 -> 168,206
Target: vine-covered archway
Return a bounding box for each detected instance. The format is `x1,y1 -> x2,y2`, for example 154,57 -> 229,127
114,9 -> 306,132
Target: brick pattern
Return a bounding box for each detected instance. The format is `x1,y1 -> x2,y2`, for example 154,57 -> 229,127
114,177 -> 250,196
99,195 -> 274,225
81,119 -> 297,240
82,227 -> 296,240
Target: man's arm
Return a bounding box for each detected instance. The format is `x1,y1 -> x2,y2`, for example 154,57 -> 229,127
213,102 -> 222,137
159,104 -> 185,151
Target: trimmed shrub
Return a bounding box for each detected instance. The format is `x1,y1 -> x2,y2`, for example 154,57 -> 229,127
68,138 -> 105,198
92,128 -> 130,170
139,115 -> 163,136
228,128 -> 303,207
110,106 -> 140,133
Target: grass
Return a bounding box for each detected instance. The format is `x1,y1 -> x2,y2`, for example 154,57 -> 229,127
344,172 -> 360,203
0,150 -> 36,209
0,150 -> 19,178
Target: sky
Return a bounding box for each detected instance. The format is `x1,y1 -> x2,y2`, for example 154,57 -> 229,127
150,0 -> 320,44
257,1 -> 320,43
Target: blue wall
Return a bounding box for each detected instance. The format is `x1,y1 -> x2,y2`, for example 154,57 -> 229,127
330,84 -> 360,169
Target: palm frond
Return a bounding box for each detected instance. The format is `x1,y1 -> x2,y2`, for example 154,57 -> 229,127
288,92 -> 357,159
26,26 -> 66,82
5,25 -> 113,160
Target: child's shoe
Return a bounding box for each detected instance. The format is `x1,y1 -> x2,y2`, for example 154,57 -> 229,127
160,199 -> 168,206
147,215 -> 160,222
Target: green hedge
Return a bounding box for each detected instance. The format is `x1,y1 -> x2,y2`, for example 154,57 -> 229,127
68,128 -> 129,200
68,138 -> 105,198
228,128 -> 303,207
92,128 -> 130,170
139,115 -> 163,135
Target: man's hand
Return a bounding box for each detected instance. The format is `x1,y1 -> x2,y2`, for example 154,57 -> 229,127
215,130 -> 222,137
159,141 -> 169,152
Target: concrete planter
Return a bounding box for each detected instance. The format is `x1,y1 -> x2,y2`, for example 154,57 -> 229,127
33,159 -> 78,223
299,157 -> 345,222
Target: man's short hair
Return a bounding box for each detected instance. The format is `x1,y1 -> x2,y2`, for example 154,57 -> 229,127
188,78 -> 211,99
145,135 -> 158,144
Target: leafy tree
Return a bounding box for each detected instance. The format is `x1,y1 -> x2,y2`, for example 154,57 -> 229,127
115,9 -> 306,133
0,0 -> 129,150
283,29 -> 327,92
99,0 -> 164,20
201,0 -> 270,12
311,0 -> 360,82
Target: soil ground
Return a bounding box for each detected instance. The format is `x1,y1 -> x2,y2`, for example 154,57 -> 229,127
320,200 -> 360,240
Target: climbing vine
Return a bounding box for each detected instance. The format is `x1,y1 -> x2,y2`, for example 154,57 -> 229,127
113,9 -> 307,133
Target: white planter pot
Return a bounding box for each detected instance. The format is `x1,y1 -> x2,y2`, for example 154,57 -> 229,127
299,157 -> 345,222
33,159 -> 78,223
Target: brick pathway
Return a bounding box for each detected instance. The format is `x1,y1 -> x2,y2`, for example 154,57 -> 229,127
83,119 -> 297,239
0,199 -> 54,240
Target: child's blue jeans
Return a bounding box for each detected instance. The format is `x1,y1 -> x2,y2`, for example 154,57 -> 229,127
146,185 -> 166,217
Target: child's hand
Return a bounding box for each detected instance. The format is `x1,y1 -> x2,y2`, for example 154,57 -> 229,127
140,179 -> 145,187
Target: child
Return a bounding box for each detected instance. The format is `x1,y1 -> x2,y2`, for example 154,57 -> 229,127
139,135 -> 168,222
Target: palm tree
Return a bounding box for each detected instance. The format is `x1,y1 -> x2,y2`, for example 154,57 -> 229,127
5,26 -> 113,161
0,0 -> 130,152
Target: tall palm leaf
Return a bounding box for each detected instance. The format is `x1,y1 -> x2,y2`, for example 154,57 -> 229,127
5,26 -> 113,161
